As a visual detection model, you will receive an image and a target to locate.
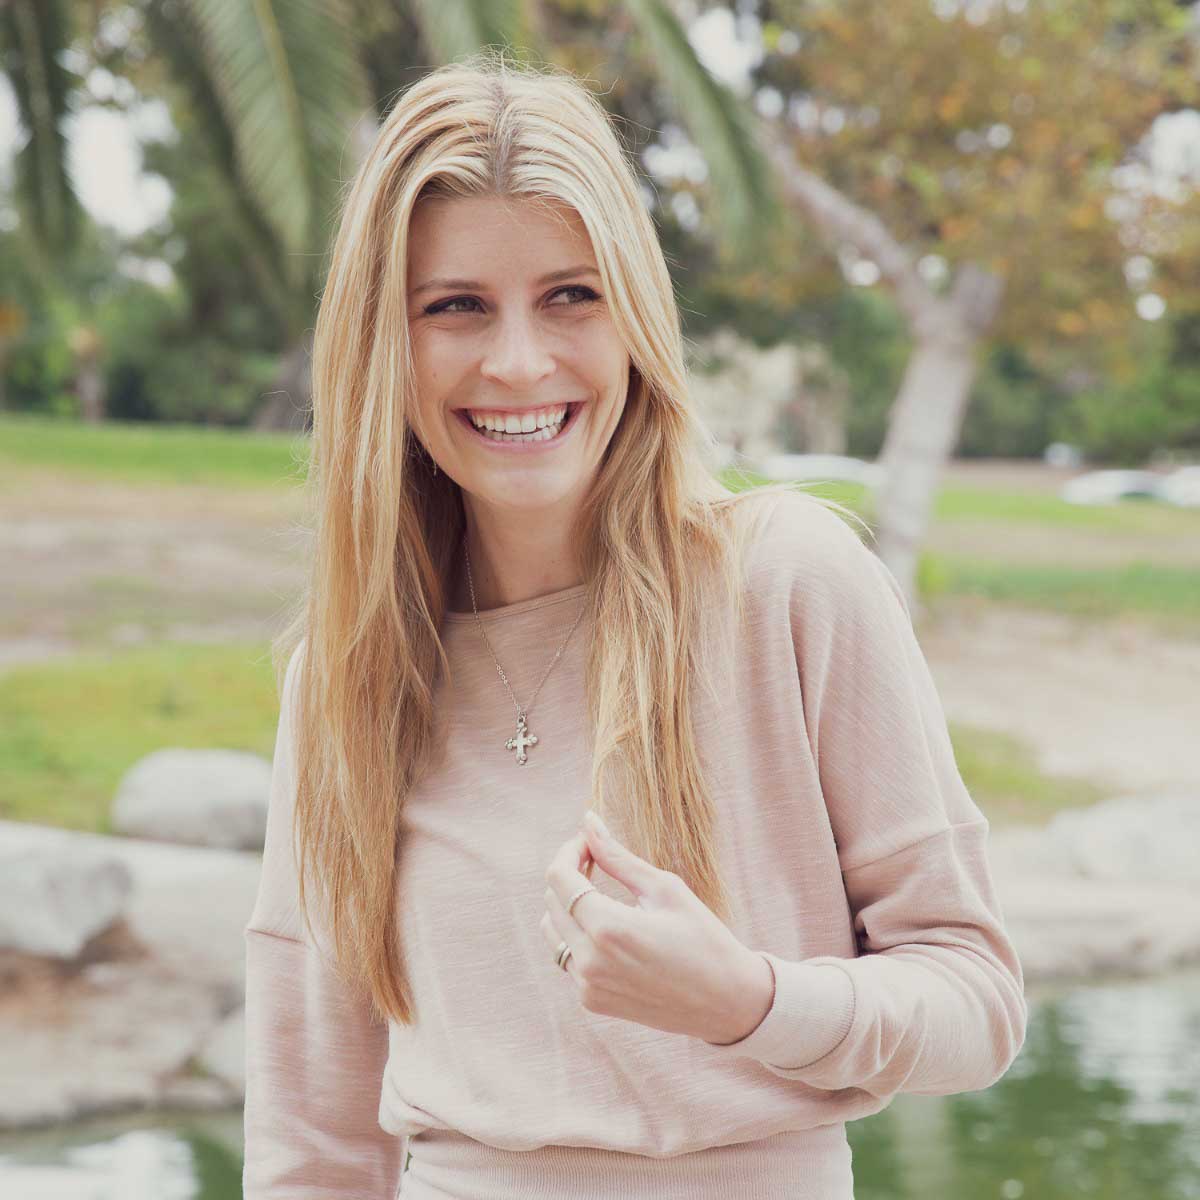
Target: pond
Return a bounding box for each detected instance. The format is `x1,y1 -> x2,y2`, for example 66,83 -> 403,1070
2,966 -> 1198,1199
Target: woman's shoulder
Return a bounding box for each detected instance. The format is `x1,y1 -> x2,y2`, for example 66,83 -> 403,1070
750,488 -> 918,644
740,486 -> 876,593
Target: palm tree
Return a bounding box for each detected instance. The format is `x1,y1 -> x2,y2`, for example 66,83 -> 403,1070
4,0 -> 1012,607
2,0 -> 786,432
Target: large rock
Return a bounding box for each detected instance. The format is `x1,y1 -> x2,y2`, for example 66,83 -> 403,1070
0,849 -> 131,958
0,954 -> 228,1129
1041,790 -> 1199,886
197,1005 -> 246,1097
989,792 -> 1200,984
111,747 -> 272,850
0,820 -> 262,1129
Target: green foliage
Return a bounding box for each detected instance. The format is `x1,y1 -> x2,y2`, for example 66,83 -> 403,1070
828,291 -> 911,459
0,0 -> 86,258
101,285 -> 282,424
1054,359 -> 1200,465
0,640 -> 283,832
958,343 -> 1074,459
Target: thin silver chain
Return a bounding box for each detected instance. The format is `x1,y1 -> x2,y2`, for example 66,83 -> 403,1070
464,533 -> 587,727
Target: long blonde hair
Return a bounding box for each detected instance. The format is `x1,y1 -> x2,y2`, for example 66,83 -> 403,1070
274,48 -> 864,1025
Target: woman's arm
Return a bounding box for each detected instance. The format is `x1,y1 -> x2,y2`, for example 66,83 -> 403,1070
243,929 -> 407,1197
704,495 -> 1028,1099
242,641 -> 407,1197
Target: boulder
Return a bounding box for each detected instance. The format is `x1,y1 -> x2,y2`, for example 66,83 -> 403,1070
1041,791 -> 1199,886
197,1005 -> 246,1098
0,819 -> 262,1130
989,791 -> 1200,984
0,954 -> 225,1129
0,849 -> 131,958
111,747 -> 272,850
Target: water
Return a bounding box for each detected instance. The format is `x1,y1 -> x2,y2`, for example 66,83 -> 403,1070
2,968 -> 1198,1200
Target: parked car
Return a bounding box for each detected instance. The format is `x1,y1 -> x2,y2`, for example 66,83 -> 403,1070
1060,466 -> 1200,507
758,453 -> 884,487
1156,465 -> 1200,508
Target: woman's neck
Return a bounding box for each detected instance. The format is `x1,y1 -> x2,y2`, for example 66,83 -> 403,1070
449,516 -> 583,613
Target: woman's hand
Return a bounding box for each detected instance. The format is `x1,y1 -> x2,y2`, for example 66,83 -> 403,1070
540,809 -> 775,1045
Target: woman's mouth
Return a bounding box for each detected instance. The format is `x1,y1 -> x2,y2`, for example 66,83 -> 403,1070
454,402 -> 584,451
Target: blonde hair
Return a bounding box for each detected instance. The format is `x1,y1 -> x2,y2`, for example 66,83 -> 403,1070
274,48 -> 865,1025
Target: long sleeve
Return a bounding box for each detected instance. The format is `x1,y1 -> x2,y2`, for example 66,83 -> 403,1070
704,495 -> 1028,1099
242,640 -> 408,1198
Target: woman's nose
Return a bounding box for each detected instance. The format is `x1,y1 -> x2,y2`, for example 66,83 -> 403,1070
478,311 -> 556,388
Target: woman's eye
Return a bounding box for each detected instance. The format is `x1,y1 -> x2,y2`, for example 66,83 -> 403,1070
425,285 -> 599,316
550,285 -> 600,306
427,296 -> 479,315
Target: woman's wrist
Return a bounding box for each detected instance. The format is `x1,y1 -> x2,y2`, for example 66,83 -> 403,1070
704,948 -> 775,1046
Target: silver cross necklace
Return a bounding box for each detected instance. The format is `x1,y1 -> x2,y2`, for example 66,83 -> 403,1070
464,534 -> 587,766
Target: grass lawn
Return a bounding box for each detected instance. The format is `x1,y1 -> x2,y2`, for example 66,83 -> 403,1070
730,469 -> 1200,631
0,633 -> 1096,833
0,411 -> 310,489
1,413 -> 1193,833
0,641 -> 285,833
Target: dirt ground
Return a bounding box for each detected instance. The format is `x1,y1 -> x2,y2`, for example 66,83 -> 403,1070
2,461 -> 1197,801
916,600 -> 1199,797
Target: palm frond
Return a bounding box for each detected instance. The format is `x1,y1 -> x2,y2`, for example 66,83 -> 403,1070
143,0 -> 292,325
178,0 -> 373,287
408,0 -> 539,66
1,0 -> 84,258
621,0 -> 788,264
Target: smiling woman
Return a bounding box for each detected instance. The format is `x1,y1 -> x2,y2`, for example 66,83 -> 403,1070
241,46 -> 1026,1200
404,194 -> 625,519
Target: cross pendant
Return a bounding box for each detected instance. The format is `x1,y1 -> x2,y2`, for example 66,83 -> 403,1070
505,712 -> 539,766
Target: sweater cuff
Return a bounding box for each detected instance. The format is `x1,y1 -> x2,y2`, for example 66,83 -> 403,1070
701,950 -> 856,1071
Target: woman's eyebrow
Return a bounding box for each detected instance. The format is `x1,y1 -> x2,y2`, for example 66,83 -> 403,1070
410,265 -> 601,296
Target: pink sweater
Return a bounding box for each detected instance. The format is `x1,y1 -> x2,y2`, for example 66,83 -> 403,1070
242,490 -> 1027,1199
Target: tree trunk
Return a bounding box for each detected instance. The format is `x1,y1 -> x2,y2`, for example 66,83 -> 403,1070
756,123 -> 1006,614
871,265 -> 1004,615
76,356 -> 105,423
69,325 -> 106,423
870,333 -> 982,613
252,328 -> 314,434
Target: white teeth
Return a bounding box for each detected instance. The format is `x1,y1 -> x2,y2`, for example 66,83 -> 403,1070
479,424 -> 560,442
467,407 -> 572,443
466,405 -> 567,432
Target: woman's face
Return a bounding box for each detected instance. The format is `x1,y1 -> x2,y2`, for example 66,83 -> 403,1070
405,194 -> 631,518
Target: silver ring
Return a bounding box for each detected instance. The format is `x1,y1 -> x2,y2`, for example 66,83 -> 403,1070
555,939 -> 573,971
566,884 -> 596,917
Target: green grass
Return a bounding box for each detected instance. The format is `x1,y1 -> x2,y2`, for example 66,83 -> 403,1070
0,417 -> 1190,832
930,487 -> 1190,530
949,723 -> 1111,828
724,468 -> 1200,628
0,641 -> 284,832
0,638 -> 1109,835
3,413 -> 1192,534
724,465 -> 1200,535
921,556 -> 1200,631
0,411 -> 310,489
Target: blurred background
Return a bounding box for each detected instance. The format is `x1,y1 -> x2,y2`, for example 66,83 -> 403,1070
1,1 -> 1199,1197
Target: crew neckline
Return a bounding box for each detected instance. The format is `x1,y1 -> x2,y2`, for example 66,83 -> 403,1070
442,581 -> 589,623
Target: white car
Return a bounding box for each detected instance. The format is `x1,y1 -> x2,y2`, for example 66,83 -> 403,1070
1156,465 -> 1200,508
1060,469 -> 1166,505
758,453 -> 884,487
